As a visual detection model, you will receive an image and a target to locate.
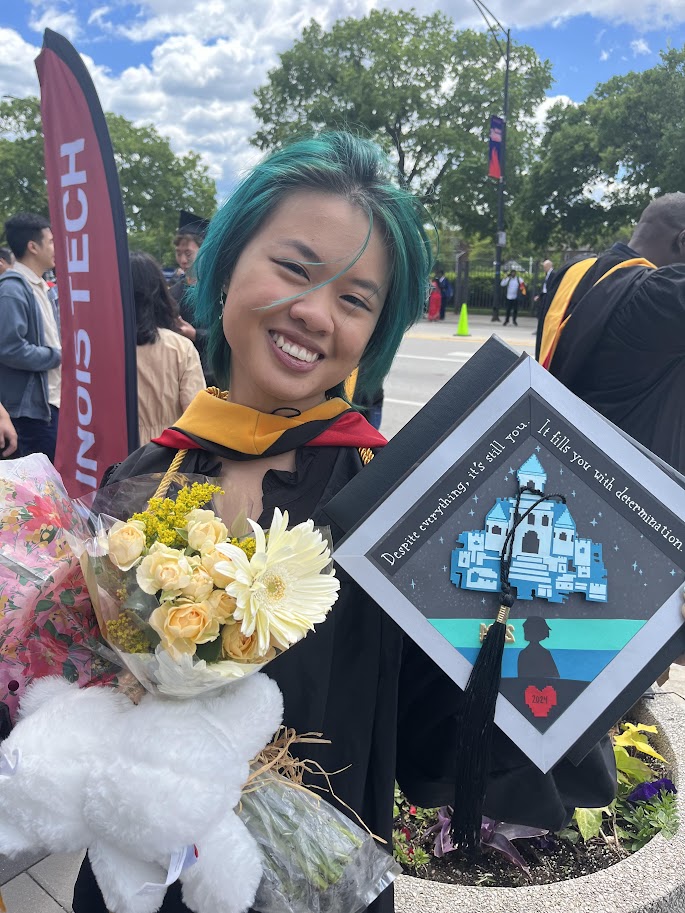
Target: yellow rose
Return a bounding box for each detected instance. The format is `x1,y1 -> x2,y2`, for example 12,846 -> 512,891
107,519 -> 147,571
136,543 -> 193,595
201,548 -> 235,588
221,620 -> 276,664
206,588 -> 238,623
180,564 -> 215,602
149,599 -> 220,659
185,509 -> 229,553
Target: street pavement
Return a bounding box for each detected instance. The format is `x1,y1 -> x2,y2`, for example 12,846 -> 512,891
2,309 -> 683,911
381,310 -> 538,439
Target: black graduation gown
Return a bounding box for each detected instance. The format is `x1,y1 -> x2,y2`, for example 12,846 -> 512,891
536,243 -> 685,475
73,442 -> 616,913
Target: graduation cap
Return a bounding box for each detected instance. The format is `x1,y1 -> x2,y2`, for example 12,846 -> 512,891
332,342 -> 685,853
177,210 -> 210,238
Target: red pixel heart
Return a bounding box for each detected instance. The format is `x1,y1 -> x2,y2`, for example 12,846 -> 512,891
524,685 -> 558,718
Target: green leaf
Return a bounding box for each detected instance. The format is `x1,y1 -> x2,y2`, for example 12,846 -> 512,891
573,807 -> 609,842
60,590 -> 75,607
557,826 -> 581,845
35,599 -> 54,613
195,636 -> 223,663
62,659 -> 78,683
614,723 -> 665,762
614,746 -> 655,783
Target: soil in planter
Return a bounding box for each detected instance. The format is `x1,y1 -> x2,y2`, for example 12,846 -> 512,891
406,833 -> 619,888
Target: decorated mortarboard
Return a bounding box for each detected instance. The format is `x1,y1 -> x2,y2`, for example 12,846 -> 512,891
333,345 -> 685,851
177,210 -> 210,237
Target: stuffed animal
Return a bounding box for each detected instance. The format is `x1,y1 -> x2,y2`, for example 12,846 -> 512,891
0,673 -> 283,913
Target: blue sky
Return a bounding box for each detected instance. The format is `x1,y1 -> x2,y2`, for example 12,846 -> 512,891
2,1 -> 684,197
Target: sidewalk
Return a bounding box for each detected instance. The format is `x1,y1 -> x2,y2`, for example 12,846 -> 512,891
0,850 -> 81,912
406,308 -> 539,349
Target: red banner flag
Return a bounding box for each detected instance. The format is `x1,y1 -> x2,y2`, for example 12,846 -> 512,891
488,115 -> 504,180
35,29 -> 138,498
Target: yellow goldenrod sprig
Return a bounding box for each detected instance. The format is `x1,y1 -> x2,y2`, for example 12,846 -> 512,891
107,610 -> 154,654
130,482 -> 223,548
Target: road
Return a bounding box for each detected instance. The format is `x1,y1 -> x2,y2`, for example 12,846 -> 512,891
380,311 -> 538,440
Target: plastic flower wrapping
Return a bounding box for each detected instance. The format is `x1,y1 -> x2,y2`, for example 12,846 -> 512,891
0,454 -> 119,720
0,456 -> 399,913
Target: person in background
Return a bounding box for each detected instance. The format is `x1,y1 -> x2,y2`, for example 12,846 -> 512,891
0,402 -> 18,457
500,269 -> 522,326
532,259 -> 554,335
536,193 -> 685,475
435,267 -> 453,320
0,247 -> 13,274
427,276 -> 441,321
0,212 -> 61,462
131,251 -> 206,445
170,210 -> 215,385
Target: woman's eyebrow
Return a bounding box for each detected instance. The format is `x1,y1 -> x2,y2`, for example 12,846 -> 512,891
279,238 -> 321,262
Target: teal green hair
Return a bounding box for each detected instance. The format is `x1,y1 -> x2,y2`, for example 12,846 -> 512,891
191,132 -> 433,402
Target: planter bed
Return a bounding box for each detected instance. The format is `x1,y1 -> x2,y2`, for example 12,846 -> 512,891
395,690 -> 685,913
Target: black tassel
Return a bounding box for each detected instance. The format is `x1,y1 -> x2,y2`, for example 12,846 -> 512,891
449,593 -> 513,853
449,483 -> 565,854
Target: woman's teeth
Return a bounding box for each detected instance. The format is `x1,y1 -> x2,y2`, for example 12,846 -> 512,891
272,333 -> 319,363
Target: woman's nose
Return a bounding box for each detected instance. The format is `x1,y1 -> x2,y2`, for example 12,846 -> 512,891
288,286 -> 336,334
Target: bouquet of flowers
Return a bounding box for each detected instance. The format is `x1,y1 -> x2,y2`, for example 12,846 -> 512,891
0,463 -> 399,913
87,480 -> 338,697
0,454 -> 119,721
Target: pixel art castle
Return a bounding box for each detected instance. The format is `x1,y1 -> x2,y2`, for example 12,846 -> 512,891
450,454 -> 608,604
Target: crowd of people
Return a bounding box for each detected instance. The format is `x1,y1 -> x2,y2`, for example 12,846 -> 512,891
0,131 -> 683,913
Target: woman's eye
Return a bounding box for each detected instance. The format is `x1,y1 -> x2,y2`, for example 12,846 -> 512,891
342,295 -> 371,312
277,259 -> 309,279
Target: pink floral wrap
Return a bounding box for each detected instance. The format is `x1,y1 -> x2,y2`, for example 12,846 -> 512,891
0,455 -> 116,721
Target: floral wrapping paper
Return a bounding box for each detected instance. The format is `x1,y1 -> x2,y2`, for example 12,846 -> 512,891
0,455 -> 118,721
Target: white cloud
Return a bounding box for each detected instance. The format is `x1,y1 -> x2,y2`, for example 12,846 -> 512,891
28,1 -> 82,42
533,94 -> 576,128
0,28 -> 41,101
630,38 -> 651,55
599,49 -> 610,61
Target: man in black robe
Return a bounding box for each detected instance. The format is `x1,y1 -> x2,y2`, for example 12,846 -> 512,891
536,193 -> 685,475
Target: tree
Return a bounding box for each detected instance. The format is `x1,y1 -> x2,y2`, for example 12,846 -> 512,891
251,10 -> 552,235
521,46 -> 685,250
0,97 -> 216,263
0,98 -> 47,219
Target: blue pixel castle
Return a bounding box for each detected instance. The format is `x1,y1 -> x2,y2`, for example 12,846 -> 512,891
451,454 -> 608,604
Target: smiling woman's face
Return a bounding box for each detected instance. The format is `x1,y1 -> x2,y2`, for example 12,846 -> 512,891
222,190 -> 389,414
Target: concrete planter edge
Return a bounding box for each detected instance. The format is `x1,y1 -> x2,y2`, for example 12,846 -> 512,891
395,689 -> 685,913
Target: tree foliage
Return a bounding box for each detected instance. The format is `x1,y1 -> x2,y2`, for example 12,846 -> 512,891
521,46 -> 685,250
252,10 -> 552,237
0,96 -> 216,263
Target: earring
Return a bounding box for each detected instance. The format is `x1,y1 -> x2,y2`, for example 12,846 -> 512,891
219,289 -> 226,322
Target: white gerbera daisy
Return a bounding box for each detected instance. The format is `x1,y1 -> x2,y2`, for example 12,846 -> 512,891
213,508 -> 340,655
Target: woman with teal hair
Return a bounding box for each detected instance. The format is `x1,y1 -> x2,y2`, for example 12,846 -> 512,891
73,130 -> 447,913
72,131 -> 616,913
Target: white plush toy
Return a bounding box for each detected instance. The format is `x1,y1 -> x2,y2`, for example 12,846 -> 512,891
0,673 -> 283,913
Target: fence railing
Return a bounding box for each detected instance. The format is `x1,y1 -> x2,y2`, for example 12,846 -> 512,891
454,259 -> 542,313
